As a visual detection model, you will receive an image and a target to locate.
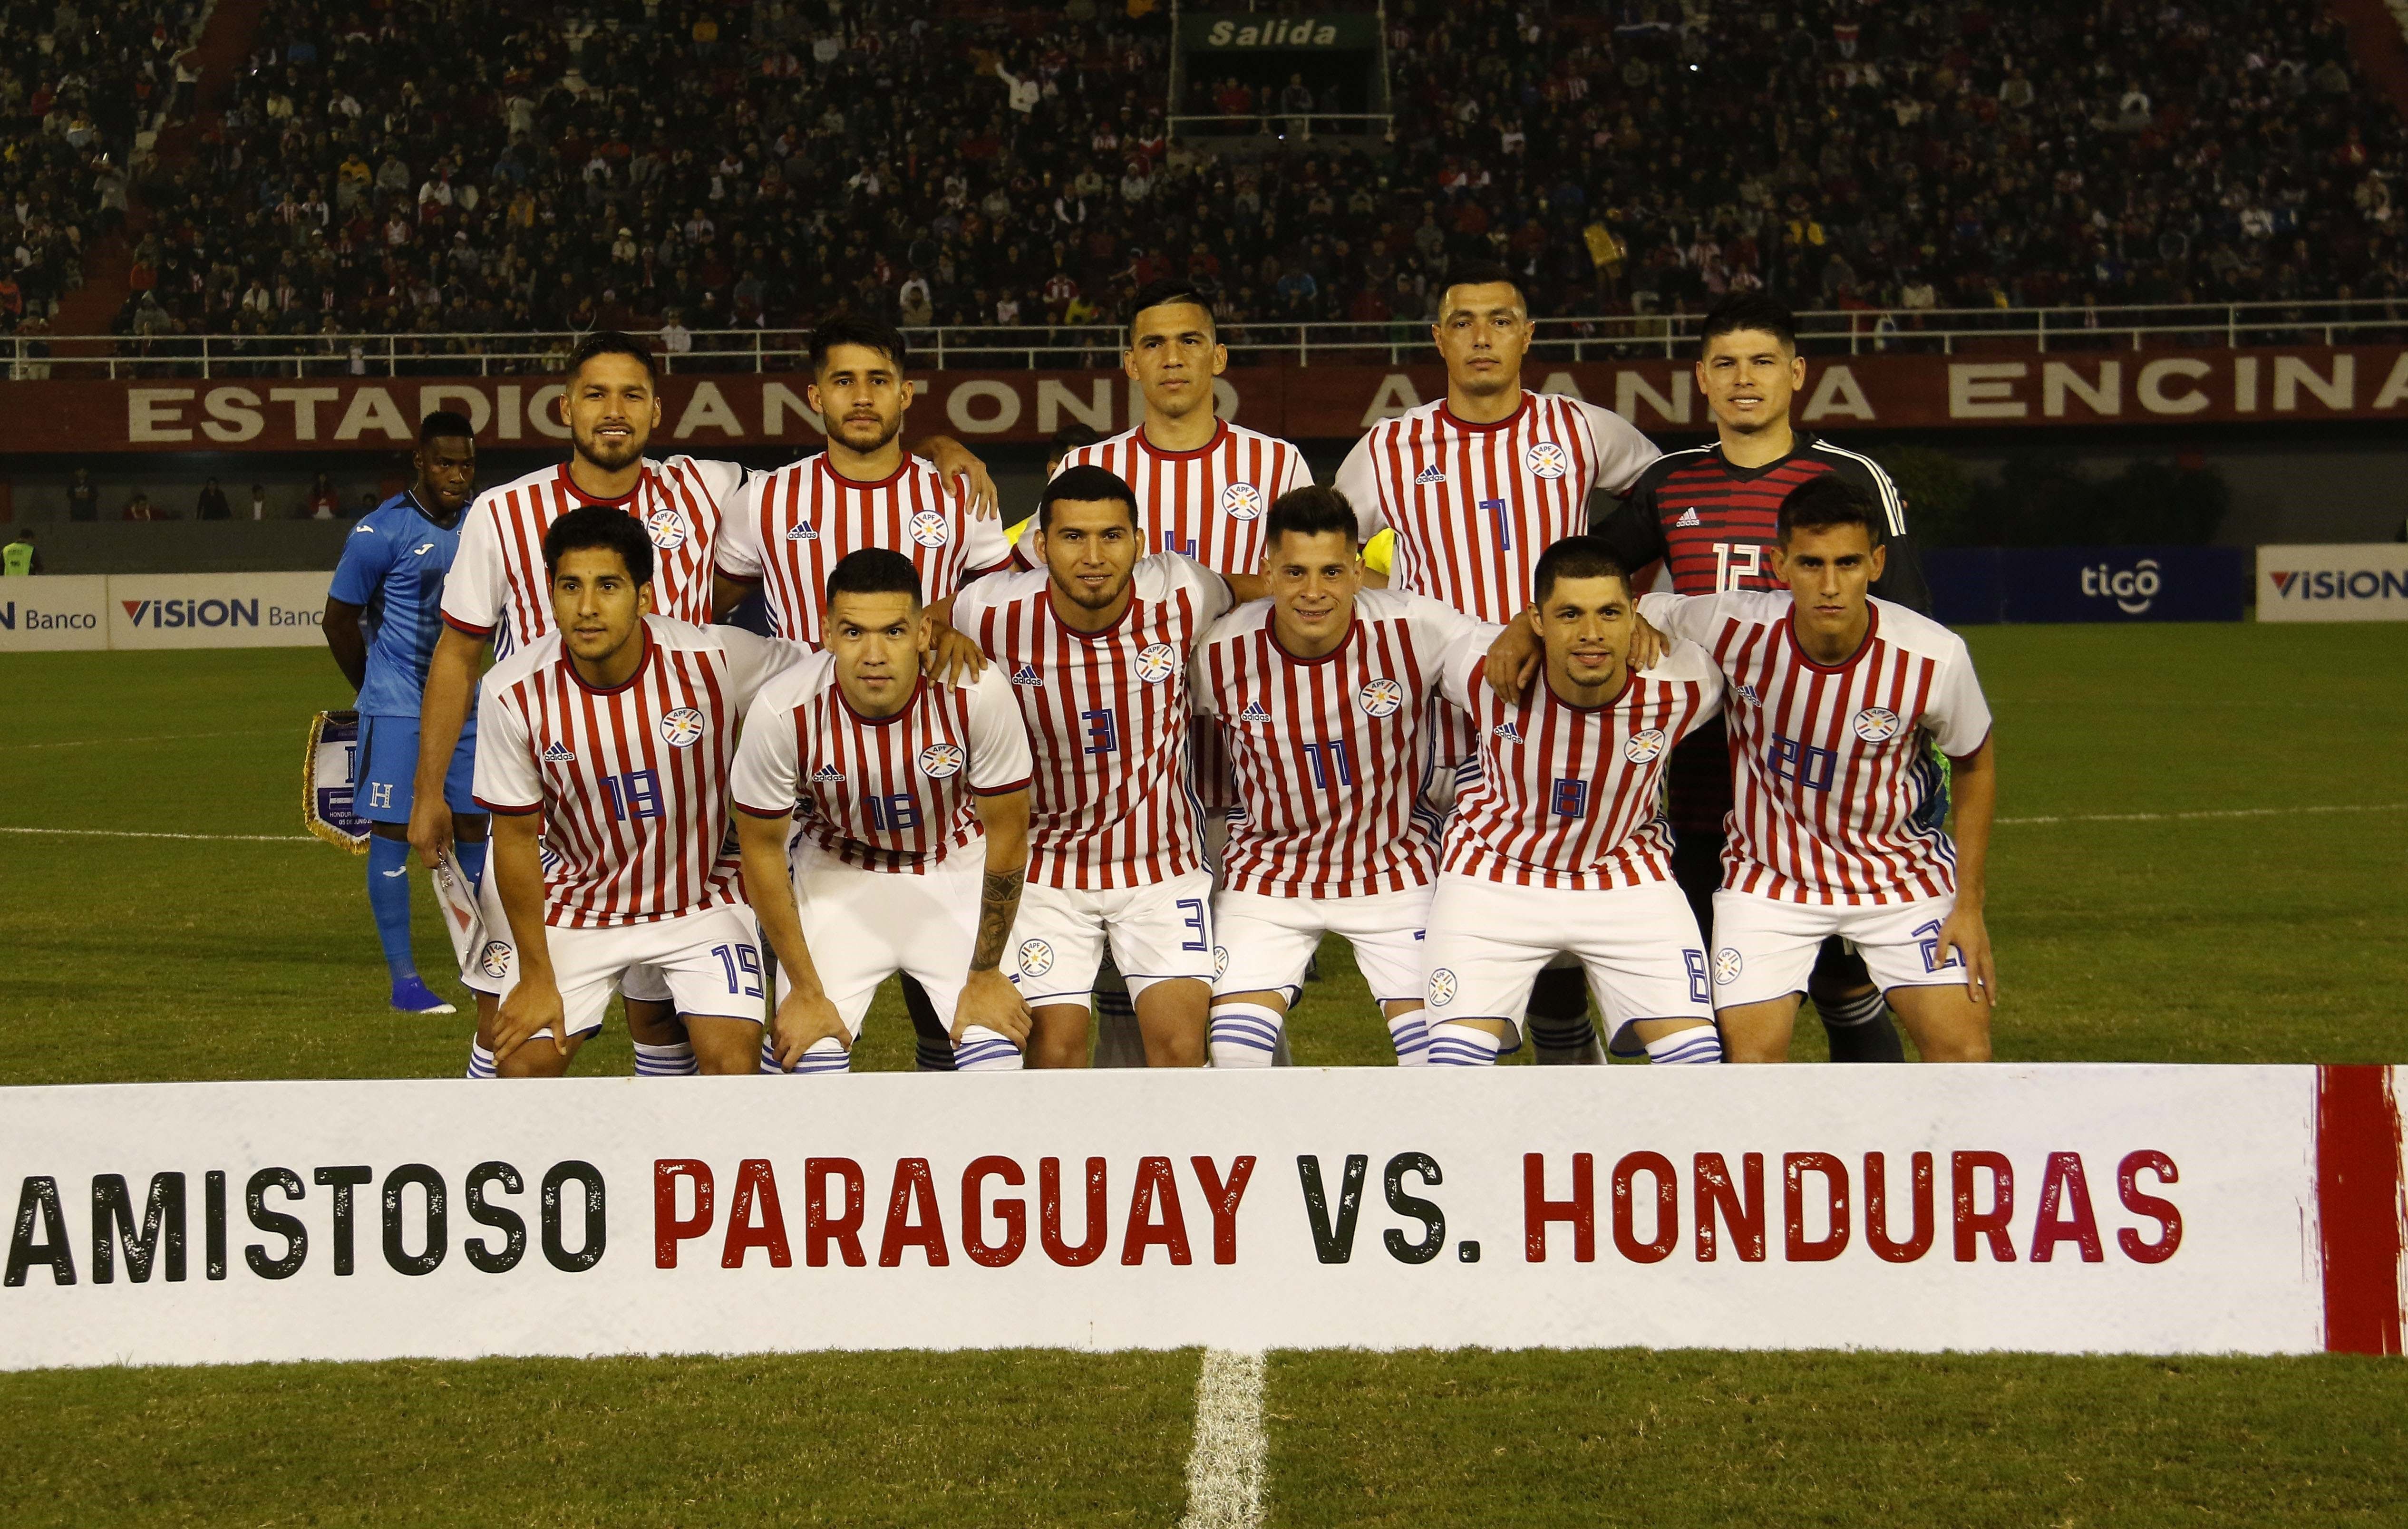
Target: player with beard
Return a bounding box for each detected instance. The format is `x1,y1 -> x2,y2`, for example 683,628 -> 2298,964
713,311 -> 1015,1072
1595,292 -> 1932,1063
1334,261 -> 1663,1065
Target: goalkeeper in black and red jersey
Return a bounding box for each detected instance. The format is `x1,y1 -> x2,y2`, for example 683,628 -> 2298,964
1594,292 -> 1934,1063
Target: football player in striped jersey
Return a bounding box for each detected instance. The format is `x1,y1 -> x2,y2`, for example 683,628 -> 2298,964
1638,477 -> 1996,1064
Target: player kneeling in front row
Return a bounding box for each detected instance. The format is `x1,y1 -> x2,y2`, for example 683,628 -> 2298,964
1639,476 -> 1996,1061
1197,484 -> 1499,1066
1422,537 -> 1725,1066
471,506 -> 800,1077
732,549 -> 1036,1073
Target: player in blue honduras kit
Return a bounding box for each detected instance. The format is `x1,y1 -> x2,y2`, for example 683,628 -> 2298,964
323,411 -> 483,1013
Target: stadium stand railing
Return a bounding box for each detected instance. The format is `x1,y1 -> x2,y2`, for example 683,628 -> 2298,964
11,300 -> 2408,380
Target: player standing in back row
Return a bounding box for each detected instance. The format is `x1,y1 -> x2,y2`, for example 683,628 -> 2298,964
1334,260 -> 1662,1065
1042,280 -> 1317,1068
1596,292 -> 1932,1063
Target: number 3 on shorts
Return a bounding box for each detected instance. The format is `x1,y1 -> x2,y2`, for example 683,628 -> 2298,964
1178,898 -> 1208,952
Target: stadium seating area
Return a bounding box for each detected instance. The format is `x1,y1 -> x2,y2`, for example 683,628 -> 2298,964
4,0 -> 2405,348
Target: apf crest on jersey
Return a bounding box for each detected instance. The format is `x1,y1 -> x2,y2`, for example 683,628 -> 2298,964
541,740 -> 576,763
1135,642 -> 1178,684
1427,966 -> 1458,1006
1016,938 -> 1055,978
1219,482 -> 1264,521
1714,948 -> 1744,985
1525,440 -> 1570,479
642,505 -> 690,550
477,939 -> 513,980
657,706 -> 706,748
908,509 -> 951,548
1625,726 -> 1667,763
1854,706 -> 1903,742
784,521 -> 819,541
917,742 -> 965,778
1358,677 -> 1405,718
1213,945 -> 1230,978
1412,464 -> 1447,485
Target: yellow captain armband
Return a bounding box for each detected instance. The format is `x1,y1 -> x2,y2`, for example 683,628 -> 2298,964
1363,527 -> 1396,577
1005,513 -> 1032,545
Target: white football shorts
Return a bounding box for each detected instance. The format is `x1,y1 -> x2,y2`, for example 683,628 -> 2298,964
1010,868 -> 1216,1006
1212,884 -> 1432,1007
461,848 -> 671,1004
782,840 -> 985,1033
1709,889 -> 1967,1009
481,902 -> 766,1041
1419,873 -> 1712,1043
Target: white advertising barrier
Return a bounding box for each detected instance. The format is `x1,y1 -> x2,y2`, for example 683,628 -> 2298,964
4,1065 -> 2401,1370
2256,542 -> 2408,621
104,571 -> 330,649
0,574 -> 109,651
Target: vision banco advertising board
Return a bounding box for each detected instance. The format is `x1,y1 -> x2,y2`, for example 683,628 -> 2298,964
2256,543 -> 2408,621
3,1066 -> 2400,1370
0,572 -> 330,652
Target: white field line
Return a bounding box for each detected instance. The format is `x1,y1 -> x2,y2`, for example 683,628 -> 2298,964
0,730 -> 265,751
0,825 -> 314,843
1180,1348 -> 1268,1529
1995,802 -> 2408,827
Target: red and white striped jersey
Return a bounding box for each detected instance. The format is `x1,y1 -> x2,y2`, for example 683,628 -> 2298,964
443,457 -> 743,656
1641,591 -> 1992,905
1333,392 -> 1659,622
1436,640 -> 1724,890
951,554 -> 1233,890
472,616 -> 801,927
729,653 -> 1032,874
1031,418 -> 1315,573
717,453 -> 1015,648
1196,589 -> 1485,898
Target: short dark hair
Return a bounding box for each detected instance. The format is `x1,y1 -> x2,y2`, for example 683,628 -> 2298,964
1439,259 -> 1529,317
1263,484 -> 1358,549
1049,423 -> 1103,458
825,547 -> 922,609
1126,279 -> 1216,339
1532,536 -> 1630,607
567,329 -> 659,385
809,310 -> 908,374
1038,464 -> 1141,532
1776,475 -> 1885,548
419,409 -> 475,444
543,503 -> 655,585
1699,292 -> 1798,356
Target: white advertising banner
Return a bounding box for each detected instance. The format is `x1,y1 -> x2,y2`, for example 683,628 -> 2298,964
103,571 -> 330,649
0,574 -> 109,651
2256,543 -> 2408,621
4,1065 -> 2399,1371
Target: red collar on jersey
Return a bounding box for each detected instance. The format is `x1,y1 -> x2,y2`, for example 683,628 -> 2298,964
564,619 -> 655,695
816,452 -> 913,492
1437,392 -> 1532,434
1135,416 -> 1229,461
1267,611 -> 1359,667
835,670 -> 923,725
1784,600 -> 1881,674
554,461 -> 646,509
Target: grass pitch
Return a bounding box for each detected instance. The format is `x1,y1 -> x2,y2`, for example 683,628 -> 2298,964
1,624 -> 2403,1525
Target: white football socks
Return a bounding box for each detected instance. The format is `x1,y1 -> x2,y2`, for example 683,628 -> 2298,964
1644,1027 -> 1724,1065
1426,1022 -> 1505,1067
1208,1003 -> 1284,1068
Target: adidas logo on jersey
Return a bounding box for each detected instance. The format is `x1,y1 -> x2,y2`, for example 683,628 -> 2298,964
1491,722 -> 1523,741
1735,683 -> 1760,703
785,522 -> 819,541
1413,465 -> 1447,484
812,764 -> 844,783
1676,508 -> 1702,528
1010,664 -> 1043,687
541,741 -> 575,763
1238,701 -> 1273,724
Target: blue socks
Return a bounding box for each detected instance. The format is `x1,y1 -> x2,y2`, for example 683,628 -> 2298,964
368,835 -> 418,981
454,835 -> 488,887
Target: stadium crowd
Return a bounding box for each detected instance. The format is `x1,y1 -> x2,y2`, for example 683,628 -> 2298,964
5,0 -> 2405,351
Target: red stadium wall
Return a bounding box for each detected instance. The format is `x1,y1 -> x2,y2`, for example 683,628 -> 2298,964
8,348 -> 2408,453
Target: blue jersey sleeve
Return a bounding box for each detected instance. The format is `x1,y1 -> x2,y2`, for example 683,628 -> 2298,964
328,517 -> 395,607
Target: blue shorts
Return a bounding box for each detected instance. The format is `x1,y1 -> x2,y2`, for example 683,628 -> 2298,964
356,713 -> 478,824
